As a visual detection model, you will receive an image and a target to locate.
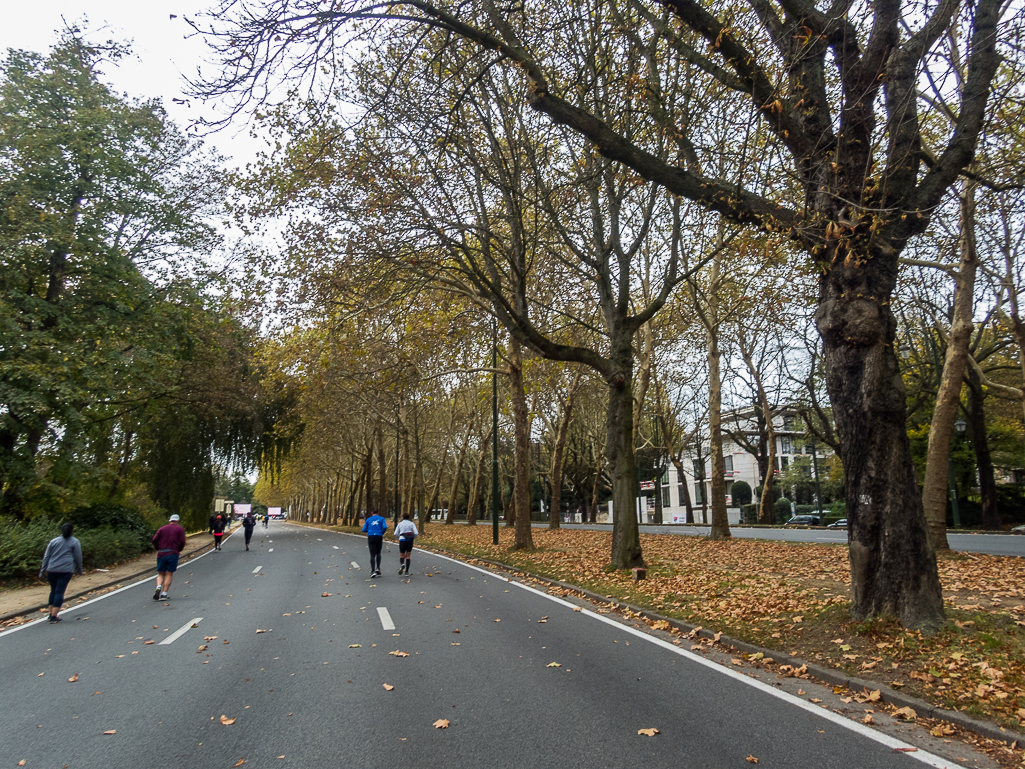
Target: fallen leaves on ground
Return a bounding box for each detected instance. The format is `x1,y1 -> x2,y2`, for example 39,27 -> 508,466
220,715 -> 236,725
746,756 -> 759,764
893,707 -> 917,720
103,730 -> 116,735
389,650 -> 409,657
637,728 -> 660,737
234,760 -> 244,767
348,644 -> 361,648
546,662 -> 561,667
68,673 -> 78,682
321,593 -> 332,597
383,684 -> 394,691
433,719 -> 450,729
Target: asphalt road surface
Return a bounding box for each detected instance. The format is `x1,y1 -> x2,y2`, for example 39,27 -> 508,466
550,523 -> 1025,557
1,523 -> 989,768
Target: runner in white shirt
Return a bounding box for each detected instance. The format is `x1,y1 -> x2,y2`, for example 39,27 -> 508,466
394,513 -> 419,575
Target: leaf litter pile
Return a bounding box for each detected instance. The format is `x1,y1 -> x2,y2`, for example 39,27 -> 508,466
411,525 -> 1025,737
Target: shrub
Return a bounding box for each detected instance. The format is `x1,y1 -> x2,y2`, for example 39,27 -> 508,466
732,480 -> 752,506
774,497 -> 793,524
0,518 -> 56,580
740,503 -> 758,523
67,504 -> 153,540
77,528 -> 146,570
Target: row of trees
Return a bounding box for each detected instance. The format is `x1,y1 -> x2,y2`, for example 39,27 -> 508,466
0,33 -> 283,531
195,0 -> 1024,632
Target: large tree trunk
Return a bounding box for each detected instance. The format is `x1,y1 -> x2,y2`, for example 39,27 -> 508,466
376,421 -> 387,516
817,255 -> 945,633
672,457 -> 694,523
966,366 -> 1000,530
707,256 -> 730,540
922,180 -> 978,551
606,340 -> 643,568
547,370 -> 581,530
509,338 -> 535,550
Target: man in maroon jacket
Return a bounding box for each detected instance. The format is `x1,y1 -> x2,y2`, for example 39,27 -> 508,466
152,514 -> 186,601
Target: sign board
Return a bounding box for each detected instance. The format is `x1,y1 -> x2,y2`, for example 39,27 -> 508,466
234,503 -> 252,518
639,480 -> 655,491
268,506 -> 282,518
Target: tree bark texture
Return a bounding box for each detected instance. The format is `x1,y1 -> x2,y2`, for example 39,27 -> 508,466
922,181 -> 978,551
967,366 -> 1000,530
509,338 -> 535,550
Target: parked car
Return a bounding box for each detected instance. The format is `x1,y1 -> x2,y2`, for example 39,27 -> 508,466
827,519 -> 848,529
784,514 -> 822,527
1011,524 -> 1025,534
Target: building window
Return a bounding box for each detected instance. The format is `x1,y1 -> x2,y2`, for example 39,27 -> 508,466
693,459 -> 705,480
724,455 -> 734,473
781,436 -> 792,454
694,483 -> 704,504
804,444 -> 813,456
662,487 -> 671,508
781,455 -> 789,469
678,484 -> 685,504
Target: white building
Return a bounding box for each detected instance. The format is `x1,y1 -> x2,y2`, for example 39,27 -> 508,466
640,406 -> 829,524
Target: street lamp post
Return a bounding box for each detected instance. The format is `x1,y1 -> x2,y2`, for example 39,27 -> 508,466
491,319 -> 499,546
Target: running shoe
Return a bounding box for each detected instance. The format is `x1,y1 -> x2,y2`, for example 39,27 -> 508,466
153,587 -> 161,600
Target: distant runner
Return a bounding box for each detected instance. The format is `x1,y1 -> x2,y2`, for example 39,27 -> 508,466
394,513 -> 418,576
361,509 -> 388,578
242,511 -> 256,550
211,513 -> 226,551
152,514 -> 186,601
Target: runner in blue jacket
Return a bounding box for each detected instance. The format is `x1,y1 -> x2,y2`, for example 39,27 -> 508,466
361,510 -> 388,577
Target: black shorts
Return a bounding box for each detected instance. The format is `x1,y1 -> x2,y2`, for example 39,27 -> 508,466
398,538 -> 414,554
367,535 -> 383,556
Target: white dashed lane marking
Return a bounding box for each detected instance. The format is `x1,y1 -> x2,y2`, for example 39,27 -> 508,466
252,566 -> 262,574
160,618 -> 203,645
268,548 -> 274,552
377,607 -> 395,630
350,562 -> 361,570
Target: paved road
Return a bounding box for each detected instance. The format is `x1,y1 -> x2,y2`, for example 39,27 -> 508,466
545,523 -> 1025,557
0,524 -> 984,768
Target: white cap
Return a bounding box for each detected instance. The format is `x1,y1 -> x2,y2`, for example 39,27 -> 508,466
169,514 -> 180,522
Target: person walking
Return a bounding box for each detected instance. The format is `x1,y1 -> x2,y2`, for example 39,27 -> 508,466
211,513 -> 226,550
361,509 -> 388,577
394,513 -> 419,575
242,511 -> 256,550
39,523 -> 83,623
152,514 -> 186,601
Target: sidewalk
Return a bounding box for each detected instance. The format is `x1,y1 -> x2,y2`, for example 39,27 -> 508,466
0,528 -> 231,627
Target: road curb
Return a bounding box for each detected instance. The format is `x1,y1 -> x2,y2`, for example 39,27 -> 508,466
0,531 -> 224,624
413,542 -> 1025,748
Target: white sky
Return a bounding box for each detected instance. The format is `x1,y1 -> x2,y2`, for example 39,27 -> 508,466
0,1 -> 257,165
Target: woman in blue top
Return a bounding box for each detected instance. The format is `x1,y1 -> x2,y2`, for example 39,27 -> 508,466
39,523 -> 84,623
394,513 -> 419,575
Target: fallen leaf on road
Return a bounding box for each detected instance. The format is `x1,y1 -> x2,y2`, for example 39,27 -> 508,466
37,673 -> 44,677
220,715 -> 236,725
731,658 -> 744,666
893,707 -> 917,720
348,644 -> 362,648
452,629 -> 460,634
103,730 -> 116,735
637,728 -> 660,737
746,756 -> 758,764
68,673 -> 79,682
17,760 -> 25,766
256,630 -> 266,634
203,636 -> 218,641
862,715 -> 874,724
572,607 -> 581,612
198,645 -> 208,651
451,643 -> 460,646
223,640 -> 229,644
383,684 -> 394,691
810,698 -> 822,704
546,662 -> 561,668
144,641 -> 155,645
321,593 -> 332,597
389,650 -> 409,657
433,719 -> 449,729
277,756 -> 285,759
234,761 -> 244,767
797,689 -> 805,696
893,748 -> 918,753
493,619 -> 501,622
153,625 -> 159,629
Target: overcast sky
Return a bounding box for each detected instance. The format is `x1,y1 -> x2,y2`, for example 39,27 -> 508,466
1,1 -> 256,164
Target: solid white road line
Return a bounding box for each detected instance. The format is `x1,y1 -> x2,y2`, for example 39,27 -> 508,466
350,561 -> 361,569
252,566 -> 262,574
377,607 -> 395,630
160,617 -> 203,645
331,531 -> 959,769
